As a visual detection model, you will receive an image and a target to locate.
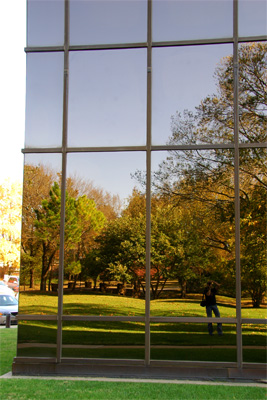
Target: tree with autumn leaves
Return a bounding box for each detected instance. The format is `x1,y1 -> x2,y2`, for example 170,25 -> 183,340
0,179 -> 22,275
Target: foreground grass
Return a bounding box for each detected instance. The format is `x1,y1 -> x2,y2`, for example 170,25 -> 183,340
0,328 -> 17,375
0,328 -> 266,400
0,379 -> 266,400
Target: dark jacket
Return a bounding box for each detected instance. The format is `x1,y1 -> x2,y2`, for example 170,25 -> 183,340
204,287 -> 217,306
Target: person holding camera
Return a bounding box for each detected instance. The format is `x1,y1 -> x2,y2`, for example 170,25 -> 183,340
203,280 -> 223,336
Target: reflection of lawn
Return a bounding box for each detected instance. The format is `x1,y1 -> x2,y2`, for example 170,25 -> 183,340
19,291 -> 266,318
18,320 -> 266,347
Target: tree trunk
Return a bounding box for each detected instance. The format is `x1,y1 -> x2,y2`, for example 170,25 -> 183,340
180,280 -> 187,299
29,268 -> 34,288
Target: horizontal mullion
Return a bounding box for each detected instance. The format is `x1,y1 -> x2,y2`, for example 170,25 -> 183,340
24,37 -> 267,54
17,314 -> 58,321
241,318 -> 267,324
25,46 -> 65,53
22,148 -> 63,154
69,43 -> 148,51
66,146 -> 147,153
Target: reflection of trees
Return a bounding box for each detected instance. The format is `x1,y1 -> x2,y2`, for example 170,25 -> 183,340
21,165 -> 107,291
147,43 -> 266,306
21,164 -> 56,288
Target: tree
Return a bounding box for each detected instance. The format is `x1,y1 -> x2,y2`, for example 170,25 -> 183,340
0,179 -> 22,274
64,194 -> 106,289
147,43 -> 266,305
20,164 -> 56,288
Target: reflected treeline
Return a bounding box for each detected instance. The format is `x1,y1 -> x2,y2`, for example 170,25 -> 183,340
20,43 -> 266,308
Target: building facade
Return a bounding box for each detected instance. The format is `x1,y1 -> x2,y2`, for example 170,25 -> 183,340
13,0 -> 266,378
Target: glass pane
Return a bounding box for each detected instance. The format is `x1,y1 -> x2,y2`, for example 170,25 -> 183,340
150,150 -> 236,316
62,321 -> 145,359
242,324 -> 267,364
239,42 -> 267,144
17,320 -> 57,358
150,323 -> 237,362
239,0 -> 267,37
19,154 -> 62,315
68,49 -> 147,147
152,0 -> 233,42
240,149 -> 267,316
63,152 -> 146,316
27,0 -> 64,47
152,44 -> 233,145
69,0 -> 147,45
25,53 -> 64,148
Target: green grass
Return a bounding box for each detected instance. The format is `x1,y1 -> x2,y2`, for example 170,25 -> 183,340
16,292 -> 266,363
18,290 -> 267,319
0,328 -> 266,400
0,379 -> 266,400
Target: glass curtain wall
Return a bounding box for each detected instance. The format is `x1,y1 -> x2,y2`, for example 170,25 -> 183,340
16,0 -> 266,373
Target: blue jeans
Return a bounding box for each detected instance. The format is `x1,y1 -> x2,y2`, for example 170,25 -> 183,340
206,305 -> 223,335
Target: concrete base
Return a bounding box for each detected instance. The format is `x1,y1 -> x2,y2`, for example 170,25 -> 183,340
12,359 -> 267,381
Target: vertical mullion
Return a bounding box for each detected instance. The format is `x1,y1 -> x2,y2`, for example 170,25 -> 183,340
57,0 -> 69,363
145,0 -> 152,367
233,0 -> 242,370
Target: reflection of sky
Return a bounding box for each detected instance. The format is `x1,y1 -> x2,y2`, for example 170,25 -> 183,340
152,44 -> 233,144
152,0 -> 233,41
67,152 -> 146,202
24,0 -> 266,202
27,0 -> 64,47
68,49 -> 147,147
239,0 -> 267,37
25,52 -> 64,148
70,0 -> 147,45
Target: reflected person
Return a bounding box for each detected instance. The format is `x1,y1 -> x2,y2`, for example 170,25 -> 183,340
203,281 -> 223,336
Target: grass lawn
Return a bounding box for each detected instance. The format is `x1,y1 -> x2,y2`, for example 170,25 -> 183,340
0,378 -> 266,400
0,328 -> 266,399
16,291 -> 266,363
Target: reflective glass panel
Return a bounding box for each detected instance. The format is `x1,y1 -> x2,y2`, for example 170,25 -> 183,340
69,0 -> 147,45
240,149 -> 267,317
17,320 -> 57,357
152,0 -> 233,42
68,49 -> 147,147
19,154 -> 62,315
150,150 -> 236,316
239,0 -> 267,37
152,45 -> 233,145
62,321 -> 145,359
25,52 -> 64,148
239,42 -> 267,143
27,0 -> 64,47
242,324 -> 267,364
150,323 -> 237,362
63,152 -> 146,316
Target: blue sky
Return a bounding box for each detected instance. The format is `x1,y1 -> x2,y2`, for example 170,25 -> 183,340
0,1 -> 26,184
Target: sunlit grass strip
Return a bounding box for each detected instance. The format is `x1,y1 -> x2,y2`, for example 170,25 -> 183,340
18,292 -> 267,319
